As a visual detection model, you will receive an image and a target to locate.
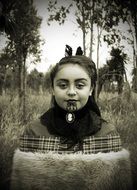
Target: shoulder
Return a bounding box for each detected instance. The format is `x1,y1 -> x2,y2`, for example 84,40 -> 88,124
95,120 -> 119,137
23,118 -> 54,137
23,108 -> 55,137
89,110 -> 118,137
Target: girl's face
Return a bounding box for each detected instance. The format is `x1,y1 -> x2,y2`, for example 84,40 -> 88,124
53,63 -> 93,111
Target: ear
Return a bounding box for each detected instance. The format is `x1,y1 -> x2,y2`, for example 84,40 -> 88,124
89,86 -> 93,96
89,91 -> 92,96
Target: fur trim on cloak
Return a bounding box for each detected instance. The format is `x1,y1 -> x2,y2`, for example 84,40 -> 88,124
10,149 -> 132,190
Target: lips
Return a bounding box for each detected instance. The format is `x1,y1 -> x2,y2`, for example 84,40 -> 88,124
66,99 -> 77,103
66,100 -> 78,112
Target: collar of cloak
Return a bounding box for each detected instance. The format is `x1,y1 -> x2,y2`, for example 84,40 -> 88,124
40,101 -> 104,144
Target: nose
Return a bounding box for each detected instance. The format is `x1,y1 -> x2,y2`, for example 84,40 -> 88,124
67,86 -> 76,96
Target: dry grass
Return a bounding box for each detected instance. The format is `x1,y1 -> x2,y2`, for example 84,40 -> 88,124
99,91 -> 137,189
0,90 -> 137,189
0,92 -> 52,189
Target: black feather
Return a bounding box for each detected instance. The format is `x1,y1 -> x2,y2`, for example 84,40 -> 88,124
76,46 -> 83,55
65,45 -> 72,57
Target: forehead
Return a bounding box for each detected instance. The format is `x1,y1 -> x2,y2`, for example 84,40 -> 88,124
54,63 -> 90,81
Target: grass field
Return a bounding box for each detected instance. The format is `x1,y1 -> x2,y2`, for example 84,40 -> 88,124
0,90 -> 137,189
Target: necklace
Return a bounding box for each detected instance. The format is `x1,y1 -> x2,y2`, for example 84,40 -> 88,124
66,112 -> 75,123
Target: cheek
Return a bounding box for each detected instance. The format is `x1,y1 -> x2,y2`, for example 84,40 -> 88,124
79,88 -> 92,97
52,88 -> 65,98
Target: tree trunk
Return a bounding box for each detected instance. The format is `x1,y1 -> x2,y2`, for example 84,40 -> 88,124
82,5 -> 86,55
131,0 -> 137,91
135,24 -> 137,69
95,25 -> 100,101
117,78 -> 123,94
89,0 -> 95,59
131,0 -> 137,68
22,56 -> 27,124
83,28 -> 86,55
18,54 -> 23,108
16,45 -> 24,123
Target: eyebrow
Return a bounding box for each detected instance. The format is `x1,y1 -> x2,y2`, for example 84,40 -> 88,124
56,78 -> 88,82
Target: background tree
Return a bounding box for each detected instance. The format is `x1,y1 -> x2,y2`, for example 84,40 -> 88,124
47,0 -> 91,55
0,46 -> 17,95
107,47 -> 127,94
98,47 -> 128,97
98,65 -> 110,95
0,0 -> 16,36
27,69 -> 45,94
132,68 -> 137,92
114,0 -> 137,92
0,0 -> 42,123
74,0 -> 90,55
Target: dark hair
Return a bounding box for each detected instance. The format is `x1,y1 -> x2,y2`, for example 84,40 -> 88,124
50,55 -> 97,88
48,55 -> 101,116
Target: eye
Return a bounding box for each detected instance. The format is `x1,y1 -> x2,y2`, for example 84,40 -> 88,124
57,82 -> 68,89
76,83 -> 85,89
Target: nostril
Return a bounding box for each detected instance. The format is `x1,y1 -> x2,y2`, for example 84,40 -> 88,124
67,87 -> 76,96
67,91 -> 76,96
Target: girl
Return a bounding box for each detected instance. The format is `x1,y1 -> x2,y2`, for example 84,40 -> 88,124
11,46 -> 132,190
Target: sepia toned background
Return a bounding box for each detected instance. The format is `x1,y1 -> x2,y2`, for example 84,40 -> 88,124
0,0 -> 137,189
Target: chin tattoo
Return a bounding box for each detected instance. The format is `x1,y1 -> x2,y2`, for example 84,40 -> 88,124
65,101 -> 77,123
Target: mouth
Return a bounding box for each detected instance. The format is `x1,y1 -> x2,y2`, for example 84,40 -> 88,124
66,99 -> 78,103
65,100 -> 78,112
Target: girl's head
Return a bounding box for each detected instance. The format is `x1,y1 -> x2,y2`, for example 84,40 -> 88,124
49,55 -> 97,112
51,55 -> 97,88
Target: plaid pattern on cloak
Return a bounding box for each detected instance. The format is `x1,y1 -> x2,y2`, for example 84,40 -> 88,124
20,134 -> 122,154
